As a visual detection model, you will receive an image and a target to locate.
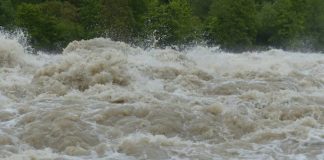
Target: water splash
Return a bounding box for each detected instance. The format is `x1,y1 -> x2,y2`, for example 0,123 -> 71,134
0,32 -> 323,160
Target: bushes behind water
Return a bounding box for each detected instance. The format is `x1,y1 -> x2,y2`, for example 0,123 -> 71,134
1,0 -> 324,52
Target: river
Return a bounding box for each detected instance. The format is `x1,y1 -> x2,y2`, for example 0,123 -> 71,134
0,32 -> 323,160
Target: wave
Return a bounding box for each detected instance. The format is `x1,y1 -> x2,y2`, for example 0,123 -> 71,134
0,32 -> 323,160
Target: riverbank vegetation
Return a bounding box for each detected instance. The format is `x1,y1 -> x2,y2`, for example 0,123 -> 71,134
1,0 -> 324,52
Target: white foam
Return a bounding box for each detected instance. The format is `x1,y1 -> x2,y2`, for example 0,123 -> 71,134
0,35 -> 323,159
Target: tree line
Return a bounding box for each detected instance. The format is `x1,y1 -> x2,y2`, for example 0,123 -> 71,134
0,0 -> 324,52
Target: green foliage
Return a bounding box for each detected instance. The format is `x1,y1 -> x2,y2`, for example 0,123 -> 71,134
129,0 -> 149,38
145,0 -> 201,47
255,0 -> 324,50
100,0 -> 136,42
207,0 -> 258,51
0,0 -> 324,52
189,0 -> 213,20
15,2 -> 83,51
258,0 -> 305,48
0,0 -> 15,27
79,0 -> 105,38
304,0 -> 324,50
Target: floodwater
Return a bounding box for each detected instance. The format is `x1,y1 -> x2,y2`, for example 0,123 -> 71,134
0,32 -> 323,160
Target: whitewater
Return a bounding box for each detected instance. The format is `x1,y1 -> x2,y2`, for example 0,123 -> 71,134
0,31 -> 323,160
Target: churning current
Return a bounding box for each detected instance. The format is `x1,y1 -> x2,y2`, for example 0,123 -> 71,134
0,32 -> 323,160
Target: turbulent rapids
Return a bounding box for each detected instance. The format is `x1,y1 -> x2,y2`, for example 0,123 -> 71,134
0,32 -> 323,160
